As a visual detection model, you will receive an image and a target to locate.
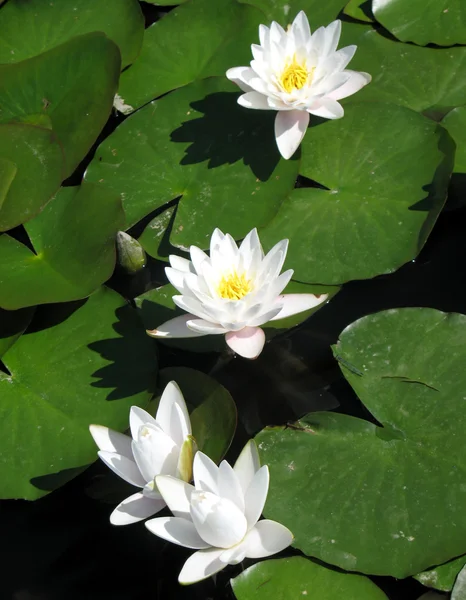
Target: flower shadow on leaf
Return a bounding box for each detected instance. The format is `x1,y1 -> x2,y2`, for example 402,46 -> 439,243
87,305 -> 157,401
170,92 -> 284,181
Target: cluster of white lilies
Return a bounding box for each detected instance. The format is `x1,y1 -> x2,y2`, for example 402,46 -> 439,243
90,10 -> 370,586
90,382 -> 293,584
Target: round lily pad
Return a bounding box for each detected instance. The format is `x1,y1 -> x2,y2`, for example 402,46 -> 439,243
260,102 -> 453,284
0,0 -> 144,68
241,0 -> 348,26
372,0 -> 466,46
0,286 -> 156,500
231,556 -> 389,600
85,77 -> 298,235
256,308 -> 466,577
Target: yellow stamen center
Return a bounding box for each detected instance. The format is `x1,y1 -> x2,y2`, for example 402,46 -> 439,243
279,56 -> 309,93
217,272 -> 252,300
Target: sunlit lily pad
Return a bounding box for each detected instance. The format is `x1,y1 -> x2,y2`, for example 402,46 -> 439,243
0,33 -> 120,177
85,77 -> 298,233
241,0 -> 348,26
0,286 -> 156,500
231,556 -> 389,599
256,308 -> 466,577
343,0 -> 375,22
372,0 -> 466,46
117,0 -> 265,112
0,0 -> 143,68
0,184 -> 125,310
441,107 -> 466,206
260,102 -> 453,284
415,555 -> 466,593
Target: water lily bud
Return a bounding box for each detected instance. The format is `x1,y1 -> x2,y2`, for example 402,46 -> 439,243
116,231 -> 146,274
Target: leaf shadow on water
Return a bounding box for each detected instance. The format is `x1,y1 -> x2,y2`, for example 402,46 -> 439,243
170,91 -> 283,181
87,305 -> 157,401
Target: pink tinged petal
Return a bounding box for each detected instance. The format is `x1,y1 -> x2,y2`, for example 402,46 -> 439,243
225,66 -> 254,93
327,70 -> 372,100
146,516 -> 210,549
275,110 -> 310,159
233,440 -> 261,495
110,492 -> 165,526
178,548 -> 226,585
97,451 -> 146,488
131,426 -> 179,482
217,461 -> 245,513
190,491 -> 248,548
237,91 -> 271,110
308,98 -> 344,119
129,405 -> 159,440
146,314 -> 207,339
169,254 -> 194,273
156,475 -> 195,519
225,326 -> 265,359
187,319 -> 228,334
270,293 -> 328,321
156,380 -> 191,443
193,452 -> 220,495
89,425 -> 132,459
244,519 -> 294,558
244,466 -> 269,529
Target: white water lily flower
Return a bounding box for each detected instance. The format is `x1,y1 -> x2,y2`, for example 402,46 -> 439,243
226,11 -> 371,159
147,228 -> 327,360
145,440 -> 293,585
89,381 -> 195,526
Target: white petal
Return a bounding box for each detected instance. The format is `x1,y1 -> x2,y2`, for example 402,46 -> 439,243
316,45 -> 356,78
178,548 -> 226,585
219,543 -> 248,565
187,319 -> 228,334
245,306 -> 283,327
210,228 -> 225,255
225,326 -> 265,359
270,21 -> 286,45
244,519 -> 294,558
146,516 -> 210,549
97,451 -> 146,488
217,461 -> 245,513
291,10 -> 311,46
327,70 -> 372,100
129,405 -> 159,440
131,426 -> 179,481
146,314 -> 207,338
226,66 -> 254,93
258,24 -> 269,47
233,440 -> 261,495
169,255 -> 194,273
258,239 -> 288,283
244,466 -> 269,529
270,293 -> 328,321
156,475 -> 195,518
308,98 -> 344,119
165,267 -> 188,295
274,110 -> 310,159
193,452 -> 219,495
237,91 -> 271,110
312,20 -> 341,57
110,492 -> 165,525
89,425 -> 132,459
156,380 -> 191,444
190,490 -> 248,548
190,245 -> 210,274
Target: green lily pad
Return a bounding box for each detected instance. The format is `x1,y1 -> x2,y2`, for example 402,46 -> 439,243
256,308 -> 466,577
0,286 -> 156,500
157,367 -> 236,463
415,555 -> 466,593
0,123 -> 65,231
0,0 -> 143,68
0,33 -> 120,177
260,102 -> 453,284
85,77 -> 298,233
441,108 -> 466,206
343,0 -> 375,22
340,23 -> 466,116
372,0 -> 466,46
0,306 -> 34,358
138,204 -> 177,261
231,556 -> 389,600
117,0 -> 264,112
0,183 -> 125,310
241,0 -> 348,26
